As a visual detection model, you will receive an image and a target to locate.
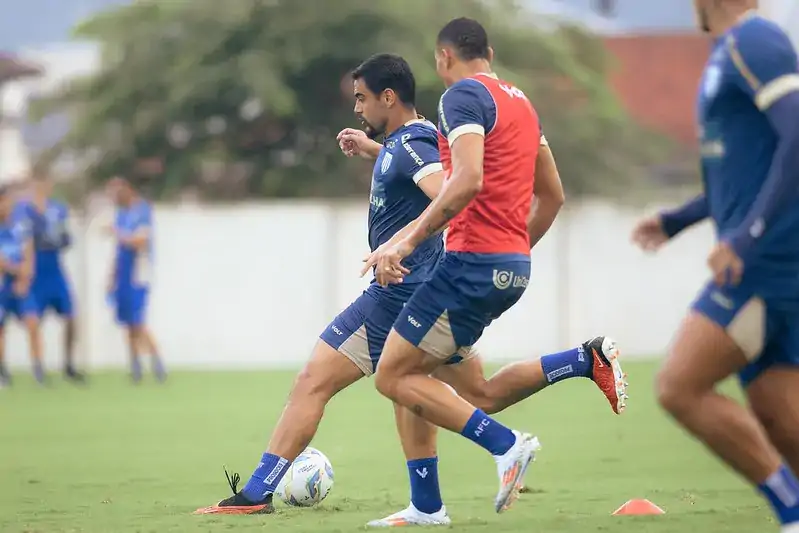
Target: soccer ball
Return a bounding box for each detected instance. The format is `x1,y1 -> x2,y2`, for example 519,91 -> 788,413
276,447 -> 334,507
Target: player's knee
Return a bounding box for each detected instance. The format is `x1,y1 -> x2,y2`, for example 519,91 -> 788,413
290,365 -> 336,403
374,369 -> 398,401
655,367 -> 692,417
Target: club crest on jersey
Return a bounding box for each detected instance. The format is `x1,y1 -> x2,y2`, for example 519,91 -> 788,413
380,153 -> 393,174
703,65 -> 722,98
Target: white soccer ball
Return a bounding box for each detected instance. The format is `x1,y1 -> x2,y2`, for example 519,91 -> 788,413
276,446 -> 334,507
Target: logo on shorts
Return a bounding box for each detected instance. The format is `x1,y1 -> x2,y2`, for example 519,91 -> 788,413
493,270 -> 529,290
407,315 -> 422,328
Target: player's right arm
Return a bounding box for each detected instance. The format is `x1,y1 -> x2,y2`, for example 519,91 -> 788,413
631,195 -> 708,252
526,136 -> 565,249
337,128 -> 382,160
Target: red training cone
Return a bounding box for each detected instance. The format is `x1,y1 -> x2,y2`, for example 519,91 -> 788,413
612,499 -> 666,516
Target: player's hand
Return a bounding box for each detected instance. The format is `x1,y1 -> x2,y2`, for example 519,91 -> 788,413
708,241 -> 743,286
12,278 -> 29,297
366,240 -> 414,287
631,215 -> 670,252
337,128 -> 378,160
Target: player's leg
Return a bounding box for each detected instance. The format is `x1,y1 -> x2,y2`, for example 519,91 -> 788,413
435,337 -> 626,415
366,404 -> 451,527
195,292 -> 375,515
53,283 -> 83,381
18,295 -> 45,385
116,291 -> 143,383
131,288 -> 166,382
741,317 -> 799,530
748,368 -> 799,477
656,288 -> 799,528
374,254 -> 538,513
0,305 -> 9,387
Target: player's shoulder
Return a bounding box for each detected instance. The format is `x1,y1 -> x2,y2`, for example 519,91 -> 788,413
444,77 -> 492,100
730,14 -> 795,55
399,119 -> 438,144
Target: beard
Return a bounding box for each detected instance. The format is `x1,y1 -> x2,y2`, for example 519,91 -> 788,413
358,115 -> 384,140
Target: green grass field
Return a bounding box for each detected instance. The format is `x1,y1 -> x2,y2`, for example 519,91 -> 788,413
0,361 -> 775,532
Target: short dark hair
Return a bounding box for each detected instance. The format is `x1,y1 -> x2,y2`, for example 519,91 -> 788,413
437,17 -> 490,61
351,53 -> 416,107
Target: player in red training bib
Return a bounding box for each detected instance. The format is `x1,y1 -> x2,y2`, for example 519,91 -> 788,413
368,18 -> 627,514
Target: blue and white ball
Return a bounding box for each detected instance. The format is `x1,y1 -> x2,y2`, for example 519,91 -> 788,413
276,447 -> 334,507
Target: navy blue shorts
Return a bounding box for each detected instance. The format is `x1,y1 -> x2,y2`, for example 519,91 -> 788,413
320,282 -> 468,375
393,252 -> 530,360
691,279 -> 799,386
33,277 -> 74,317
0,289 -> 38,325
115,286 -> 149,326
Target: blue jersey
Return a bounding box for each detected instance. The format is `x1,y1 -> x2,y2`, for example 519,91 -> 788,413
369,119 -> 444,284
699,14 -> 799,282
114,200 -> 153,289
19,199 -> 70,282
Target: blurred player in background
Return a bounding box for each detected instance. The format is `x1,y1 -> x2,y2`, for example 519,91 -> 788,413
107,177 -> 165,383
632,2 -> 799,531
0,186 -> 44,386
368,17 -> 626,515
19,173 -> 84,382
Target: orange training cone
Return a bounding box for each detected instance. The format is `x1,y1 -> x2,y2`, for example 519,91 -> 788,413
612,499 -> 666,516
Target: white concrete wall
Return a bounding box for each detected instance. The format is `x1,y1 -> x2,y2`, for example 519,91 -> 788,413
4,200 -> 716,371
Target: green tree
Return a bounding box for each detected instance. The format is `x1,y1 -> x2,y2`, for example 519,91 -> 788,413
30,0 -> 670,200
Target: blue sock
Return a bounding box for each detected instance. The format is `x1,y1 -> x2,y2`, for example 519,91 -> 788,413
151,355 -> 167,382
758,465 -> 799,525
540,346 -> 590,385
408,457 -> 443,514
131,356 -> 142,382
32,361 -> 45,384
241,452 -> 290,502
460,409 -> 516,456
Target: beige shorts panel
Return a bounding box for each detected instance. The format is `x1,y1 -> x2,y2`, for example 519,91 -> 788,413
337,324 -> 373,376
727,296 -> 766,362
417,310 -> 476,362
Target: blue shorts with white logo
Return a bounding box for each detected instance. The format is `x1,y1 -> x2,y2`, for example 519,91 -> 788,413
320,282 -> 466,376
393,252 -> 530,360
691,277 -> 799,386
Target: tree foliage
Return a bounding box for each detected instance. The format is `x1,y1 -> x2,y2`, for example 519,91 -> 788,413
30,0 -> 670,200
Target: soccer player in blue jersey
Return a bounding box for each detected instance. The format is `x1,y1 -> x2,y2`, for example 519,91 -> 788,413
21,174 -> 83,382
631,2 -> 799,531
107,177 -> 165,383
196,52 -> 625,523
0,186 -> 45,386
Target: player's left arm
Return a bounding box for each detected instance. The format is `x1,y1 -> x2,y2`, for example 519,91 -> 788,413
725,25 -> 799,256
60,204 -> 73,249
118,203 -> 152,250
381,138 -> 445,245
406,84 -> 487,247
527,134 -> 565,249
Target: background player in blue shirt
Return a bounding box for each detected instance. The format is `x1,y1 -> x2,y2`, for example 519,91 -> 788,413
22,174 -> 84,382
0,186 -> 45,386
107,177 -> 165,383
632,3 -> 799,531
